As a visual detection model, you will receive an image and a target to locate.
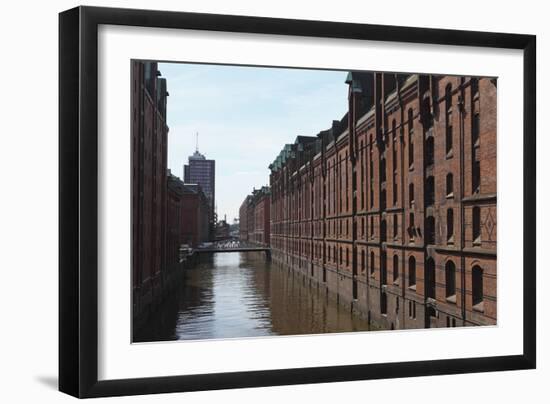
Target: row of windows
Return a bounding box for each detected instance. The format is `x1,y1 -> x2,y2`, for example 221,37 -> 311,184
360,251 -> 485,307
274,202 -> 483,247
409,256 -> 483,307
272,80 -> 483,217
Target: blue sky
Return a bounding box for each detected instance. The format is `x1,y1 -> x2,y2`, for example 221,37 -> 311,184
159,62 -> 349,223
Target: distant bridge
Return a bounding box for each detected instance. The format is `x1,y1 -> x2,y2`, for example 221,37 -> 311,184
194,241 -> 271,261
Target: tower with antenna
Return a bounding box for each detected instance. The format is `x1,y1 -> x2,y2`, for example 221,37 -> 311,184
183,131 -> 216,240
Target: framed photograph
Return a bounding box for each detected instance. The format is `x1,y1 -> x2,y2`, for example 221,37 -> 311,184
59,6 -> 536,398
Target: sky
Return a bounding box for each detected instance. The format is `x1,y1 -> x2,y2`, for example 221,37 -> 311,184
159,62 -> 349,223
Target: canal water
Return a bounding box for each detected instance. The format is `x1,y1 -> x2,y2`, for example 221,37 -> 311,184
135,252 -> 374,342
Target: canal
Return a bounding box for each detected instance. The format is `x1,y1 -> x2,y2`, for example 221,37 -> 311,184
134,252 -> 374,342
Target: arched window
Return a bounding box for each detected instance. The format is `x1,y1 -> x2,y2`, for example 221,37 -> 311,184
408,108 -> 414,166
393,215 -> 398,239
473,206 -> 481,244
472,265 -> 484,306
339,246 -> 343,265
408,256 -> 416,287
380,219 -> 387,242
346,248 -> 349,266
447,208 -> 454,243
409,183 -> 415,206
381,189 -> 387,211
393,254 -> 399,282
425,216 -> 436,245
446,173 -> 454,197
361,250 -> 366,273
445,261 -> 456,298
425,257 -> 436,299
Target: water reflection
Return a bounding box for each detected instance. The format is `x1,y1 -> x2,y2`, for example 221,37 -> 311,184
135,252 -> 372,342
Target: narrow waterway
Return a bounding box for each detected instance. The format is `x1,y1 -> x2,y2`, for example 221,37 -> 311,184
135,252 -> 374,342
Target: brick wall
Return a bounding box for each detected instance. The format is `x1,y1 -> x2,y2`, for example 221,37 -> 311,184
269,73 -> 497,329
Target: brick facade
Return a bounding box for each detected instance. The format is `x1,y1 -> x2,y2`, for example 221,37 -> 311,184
131,61 -> 169,331
239,187 -> 271,247
179,183 -> 210,248
269,73 -> 497,329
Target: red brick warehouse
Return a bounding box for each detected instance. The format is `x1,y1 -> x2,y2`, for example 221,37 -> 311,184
269,72 -> 496,330
131,61 -> 169,330
239,187 -> 271,247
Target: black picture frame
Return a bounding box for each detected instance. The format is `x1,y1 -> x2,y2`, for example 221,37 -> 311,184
59,5 -> 536,398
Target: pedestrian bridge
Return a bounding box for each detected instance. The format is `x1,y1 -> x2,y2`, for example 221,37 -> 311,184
194,241 -> 271,261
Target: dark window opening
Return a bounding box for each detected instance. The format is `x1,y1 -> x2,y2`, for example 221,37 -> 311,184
446,124 -> 453,155
392,119 -> 397,165
380,219 -> 387,243
381,251 -> 387,285
445,261 -> 456,298
393,216 -> 398,239
445,83 -> 452,112
370,216 -> 374,238
409,183 -> 415,206
408,108 -> 414,167
425,176 -> 435,206
473,206 -> 481,244
472,112 -> 480,147
426,136 -> 434,166
381,292 -> 387,315
380,157 -> 386,183
472,265 -> 484,307
409,213 -> 415,240
472,160 -> 480,194
393,254 -> 399,282
370,251 -> 375,275
447,208 -> 454,243
393,173 -> 398,205
425,216 -> 436,245
425,258 -> 436,299
445,84 -> 453,154
421,97 -> 433,128
446,173 -> 454,197
408,256 -> 416,287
